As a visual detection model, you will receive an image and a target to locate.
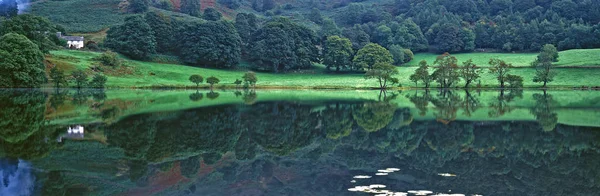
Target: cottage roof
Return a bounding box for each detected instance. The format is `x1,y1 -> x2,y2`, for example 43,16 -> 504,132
61,36 -> 84,41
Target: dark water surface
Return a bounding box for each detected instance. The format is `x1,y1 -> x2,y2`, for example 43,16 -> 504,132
1,89 -> 600,196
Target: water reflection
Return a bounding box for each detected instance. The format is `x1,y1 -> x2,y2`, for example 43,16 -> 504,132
0,89 -> 599,195
0,159 -> 35,196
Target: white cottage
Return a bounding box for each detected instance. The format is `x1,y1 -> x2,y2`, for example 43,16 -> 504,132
56,32 -> 84,49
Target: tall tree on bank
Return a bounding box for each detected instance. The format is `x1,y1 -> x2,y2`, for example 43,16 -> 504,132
181,0 -> 201,17
365,62 -> 399,89
410,60 -> 432,88
353,43 -> 393,71
0,33 -> 47,88
532,44 -> 559,88
432,53 -> 460,88
180,20 -> 241,68
489,58 -> 512,88
460,59 -> 481,88
105,15 -> 157,60
0,0 -> 17,18
323,36 -> 353,72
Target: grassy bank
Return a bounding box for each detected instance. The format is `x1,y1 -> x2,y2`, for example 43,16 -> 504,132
405,49 -> 600,67
46,49 -> 600,89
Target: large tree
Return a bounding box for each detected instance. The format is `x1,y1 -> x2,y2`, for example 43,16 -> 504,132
235,13 -> 259,56
353,43 -> 393,70
105,15 -> 157,60
145,11 -> 175,54
0,33 -> 46,88
248,17 -> 319,72
365,62 -> 399,89
459,59 -> 481,88
180,20 -> 241,68
323,36 -> 353,72
410,60 -> 432,88
532,44 -> 559,87
432,53 -> 460,88
488,58 -> 512,88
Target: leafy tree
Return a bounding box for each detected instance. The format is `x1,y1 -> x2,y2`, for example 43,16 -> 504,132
235,13 -> 259,55
532,44 -> 558,87
242,71 -> 258,88
180,20 -> 242,68
189,74 -> 204,88
506,74 -> 523,88
71,70 -> 88,89
460,59 -> 481,88
155,0 -> 174,10
0,33 -> 46,88
410,60 -> 432,88
343,25 -> 370,51
0,14 -> 64,53
432,53 -> 460,88
50,66 -> 67,88
206,76 -> 220,90
323,36 -> 353,71
0,0 -> 17,18
249,17 -> 319,72
128,0 -> 149,13
203,8 -> 222,21
105,15 -> 156,60
353,43 -> 393,70
181,0 -> 201,17
365,62 -> 399,89
488,58 -> 512,88
89,74 -> 108,88
145,11 -> 176,54
389,45 -> 413,65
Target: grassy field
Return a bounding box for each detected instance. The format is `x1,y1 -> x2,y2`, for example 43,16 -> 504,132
404,49 -> 600,67
47,50 -> 600,89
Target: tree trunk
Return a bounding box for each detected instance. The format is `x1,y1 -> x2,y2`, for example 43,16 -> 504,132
464,80 -> 470,88
543,81 -> 547,88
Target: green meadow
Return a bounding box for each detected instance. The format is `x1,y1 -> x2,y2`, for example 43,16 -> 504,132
405,49 -> 600,67
48,49 -> 600,89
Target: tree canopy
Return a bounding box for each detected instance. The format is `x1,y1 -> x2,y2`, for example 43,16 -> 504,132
0,33 -> 46,88
105,15 -> 156,60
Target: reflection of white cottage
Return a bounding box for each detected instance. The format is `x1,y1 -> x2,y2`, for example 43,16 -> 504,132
57,125 -> 85,142
56,32 -> 84,49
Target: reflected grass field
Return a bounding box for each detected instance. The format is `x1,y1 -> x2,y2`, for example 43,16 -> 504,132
45,89 -> 600,128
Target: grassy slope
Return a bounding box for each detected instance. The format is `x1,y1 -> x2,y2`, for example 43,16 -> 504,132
48,50 -> 600,88
404,49 -> 600,67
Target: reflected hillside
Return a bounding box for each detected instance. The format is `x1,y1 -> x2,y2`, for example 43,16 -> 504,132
1,89 -> 600,195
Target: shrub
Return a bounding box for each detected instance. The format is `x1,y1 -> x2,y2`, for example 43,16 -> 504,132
94,51 -> 122,67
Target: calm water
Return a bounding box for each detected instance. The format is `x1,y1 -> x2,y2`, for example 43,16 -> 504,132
1,89 -> 600,196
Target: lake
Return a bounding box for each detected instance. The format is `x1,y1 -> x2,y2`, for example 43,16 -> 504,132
1,89 -> 600,196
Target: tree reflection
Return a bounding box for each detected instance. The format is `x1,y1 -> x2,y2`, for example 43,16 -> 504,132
189,91 -> 203,101
408,90 -> 431,116
531,91 -> 558,132
352,101 -> 397,132
0,90 -> 47,143
322,103 -> 354,139
488,89 -> 522,118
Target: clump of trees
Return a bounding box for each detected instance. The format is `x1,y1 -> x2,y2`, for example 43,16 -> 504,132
0,33 -> 47,88
488,58 -> 513,89
70,70 -> 107,89
323,36 -> 353,72
365,62 -> 398,89
242,71 -> 258,88
105,15 -> 156,60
